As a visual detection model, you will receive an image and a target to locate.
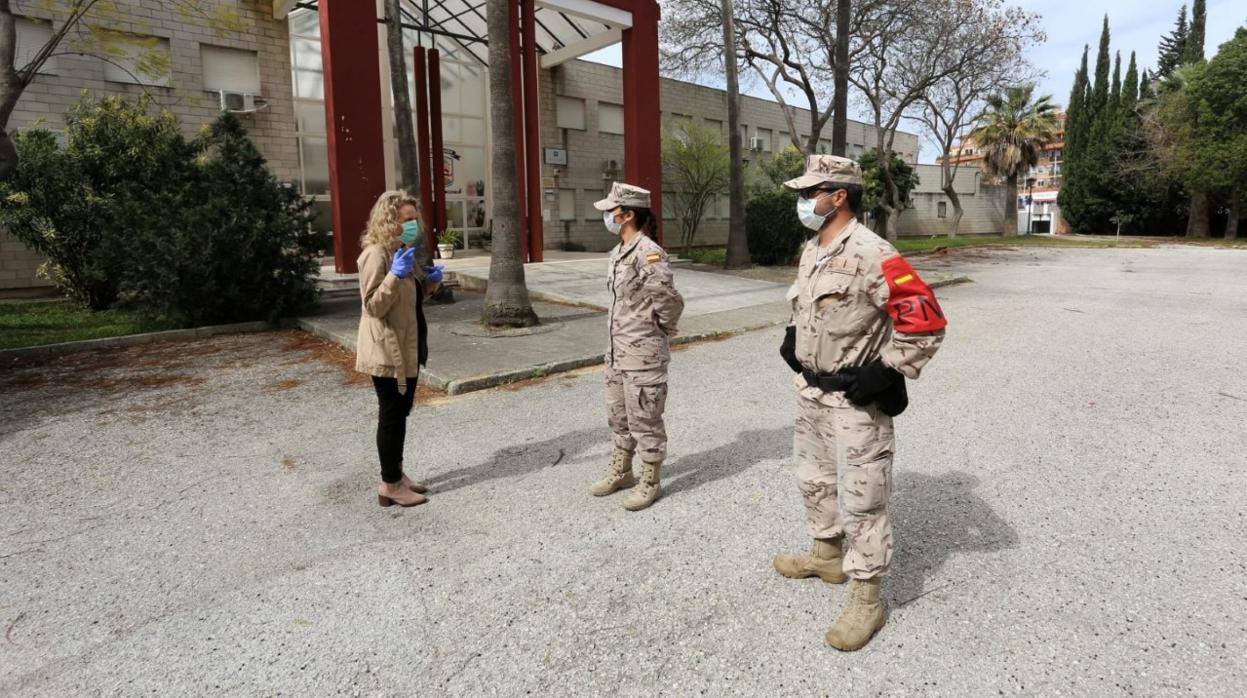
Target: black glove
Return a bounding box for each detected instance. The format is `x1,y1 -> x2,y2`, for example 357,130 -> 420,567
845,358 -> 903,406
780,325 -> 802,373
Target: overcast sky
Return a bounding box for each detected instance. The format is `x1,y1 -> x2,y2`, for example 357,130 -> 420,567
580,0 -> 1246,162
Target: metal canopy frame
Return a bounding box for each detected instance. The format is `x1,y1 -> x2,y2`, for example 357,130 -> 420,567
290,0 -> 623,67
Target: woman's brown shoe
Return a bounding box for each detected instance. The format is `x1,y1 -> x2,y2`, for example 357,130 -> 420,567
377,485 -> 428,507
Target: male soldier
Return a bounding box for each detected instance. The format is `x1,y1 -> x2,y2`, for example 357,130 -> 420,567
589,182 -> 684,511
774,155 -> 946,650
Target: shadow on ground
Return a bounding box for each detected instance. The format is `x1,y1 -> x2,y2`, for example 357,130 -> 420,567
422,427 -> 603,494
887,471 -> 1020,607
663,426 -> 791,498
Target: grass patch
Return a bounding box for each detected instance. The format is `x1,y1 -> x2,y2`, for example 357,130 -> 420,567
0,300 -> 177,350
685,247 -> 727,265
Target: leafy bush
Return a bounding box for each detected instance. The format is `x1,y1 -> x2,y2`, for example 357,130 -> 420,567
745,188 -> 805,265
758,145 -> 806,189
0,97 -> 191,309
145,113 -> 318,324
858,148 -> 919,218
0,97 -> 319,324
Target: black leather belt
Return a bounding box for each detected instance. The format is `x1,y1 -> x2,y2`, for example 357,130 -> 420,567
801,367 -> 857,393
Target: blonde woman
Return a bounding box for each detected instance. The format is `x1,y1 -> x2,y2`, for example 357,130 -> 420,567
356,191 -> 444,508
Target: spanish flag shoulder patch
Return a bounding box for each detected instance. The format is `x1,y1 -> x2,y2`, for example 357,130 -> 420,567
646,253 -> 662,263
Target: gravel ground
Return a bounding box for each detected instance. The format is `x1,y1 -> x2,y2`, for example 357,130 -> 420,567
1,245 -> 1244,696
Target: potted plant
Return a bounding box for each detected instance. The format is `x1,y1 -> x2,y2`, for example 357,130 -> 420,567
438,228 -> 461,259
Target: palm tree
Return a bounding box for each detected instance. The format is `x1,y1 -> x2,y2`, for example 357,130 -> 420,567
482,0 -> 538,327
969,85 -> 1059,236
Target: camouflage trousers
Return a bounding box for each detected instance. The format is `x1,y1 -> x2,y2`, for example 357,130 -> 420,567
793,393 -> 895,580
605,366 -> 668,464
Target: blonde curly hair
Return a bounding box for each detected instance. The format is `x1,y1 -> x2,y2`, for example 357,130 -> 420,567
362,190 -> 421,249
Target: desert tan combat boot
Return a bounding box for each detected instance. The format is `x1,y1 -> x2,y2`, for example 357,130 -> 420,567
590,449 -> 636,496
773,538 -> 847,584
825,578 -> 886,651
622,461 -> 662,511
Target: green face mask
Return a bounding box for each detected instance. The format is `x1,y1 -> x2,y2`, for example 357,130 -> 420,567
399,219 -> 421,245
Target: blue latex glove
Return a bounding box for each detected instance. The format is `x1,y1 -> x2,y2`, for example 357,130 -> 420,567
424,264 -> 444,284
390,246 -> 416,279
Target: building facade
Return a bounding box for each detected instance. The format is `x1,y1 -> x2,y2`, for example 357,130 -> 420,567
898,164 -> 1007,237
2,1 -> 921,291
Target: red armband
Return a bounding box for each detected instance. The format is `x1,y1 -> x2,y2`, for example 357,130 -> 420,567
881,255 -> 947,333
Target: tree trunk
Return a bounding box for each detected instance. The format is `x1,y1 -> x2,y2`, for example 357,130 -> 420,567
1003,175 -> 1018,237
0,2 -> 24,180
944,185 -> 963,238
878,155 -> 901,242
385,0 -> 420,193
830,0 -> 850,156
482,0 -> 537,327
720,0 -> 749,269
1226,186 -> 1240,240
1186,190 -> 1210,238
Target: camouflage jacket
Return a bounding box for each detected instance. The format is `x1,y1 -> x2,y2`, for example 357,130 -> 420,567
607,233 -> 685,370
786,220 -> 946,405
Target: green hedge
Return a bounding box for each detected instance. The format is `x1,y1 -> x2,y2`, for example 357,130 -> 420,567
745,188 -> 805,265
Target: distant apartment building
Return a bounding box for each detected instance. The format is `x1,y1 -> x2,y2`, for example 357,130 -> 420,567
939,111 -> 1067,234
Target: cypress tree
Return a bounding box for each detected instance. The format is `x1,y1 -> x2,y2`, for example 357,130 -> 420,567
1121,52 -> 1139,114
1083,18 -> 1119,232
1109,51 -> 1123,116
1066,46 -> 1090,160
1059,46 -> 1091,231
1090,16 -> 1112,118
1139,70 -> 1151,100
1186,0 -> 1206,63
1158,5 -> 1189,78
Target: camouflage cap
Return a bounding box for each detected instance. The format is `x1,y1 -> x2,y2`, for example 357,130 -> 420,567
782,154 -> 864,191
594,182 -> 652,211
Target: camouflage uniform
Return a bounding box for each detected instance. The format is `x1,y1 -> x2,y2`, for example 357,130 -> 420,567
604,223 -> 684,464
587,183 -> 685,510
782,157 -> 947,582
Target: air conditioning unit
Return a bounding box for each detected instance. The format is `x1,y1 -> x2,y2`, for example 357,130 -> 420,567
217,91 -> 269,114
749,137 -> 765,151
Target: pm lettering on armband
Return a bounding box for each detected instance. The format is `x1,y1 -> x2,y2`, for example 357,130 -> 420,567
891,295 -> 945,332
882,255 -> 948,333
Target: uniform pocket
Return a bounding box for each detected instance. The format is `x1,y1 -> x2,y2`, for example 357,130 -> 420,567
834,402 -> 894,466
812,271 -> 853,308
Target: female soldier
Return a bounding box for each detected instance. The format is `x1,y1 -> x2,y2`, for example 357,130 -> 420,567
356,191 -> 443,508
589,182 -> 684,511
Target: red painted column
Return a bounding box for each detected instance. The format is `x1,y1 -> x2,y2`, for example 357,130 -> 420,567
319,0 -> 387,273
521,0 -> 543,262
429,49 -> 448,244
508,0 -> 530,261
413,47 -> 435,252
620,0 -> 663,245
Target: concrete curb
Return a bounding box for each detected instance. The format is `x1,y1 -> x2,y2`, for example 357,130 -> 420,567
0,320 -> 282,362
929,275 -> 973,289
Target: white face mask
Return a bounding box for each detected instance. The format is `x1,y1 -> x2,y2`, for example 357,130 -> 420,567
797,195 -> 836,231
604,210 -> 623,235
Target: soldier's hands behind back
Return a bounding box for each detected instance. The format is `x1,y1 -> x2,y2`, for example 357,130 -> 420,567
845,358 -> 902,406
780,325 -> 802,373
